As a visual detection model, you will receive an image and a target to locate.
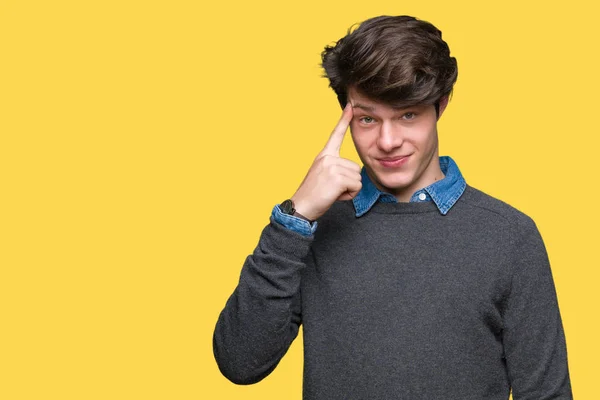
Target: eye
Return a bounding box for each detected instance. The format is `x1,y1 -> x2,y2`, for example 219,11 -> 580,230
359,116 -> 375,124
402,112 -> 417,120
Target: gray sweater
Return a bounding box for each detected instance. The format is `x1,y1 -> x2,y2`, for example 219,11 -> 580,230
213,184 -> 573,399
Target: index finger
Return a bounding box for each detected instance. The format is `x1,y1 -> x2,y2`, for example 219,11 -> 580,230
322,102 -> 353,156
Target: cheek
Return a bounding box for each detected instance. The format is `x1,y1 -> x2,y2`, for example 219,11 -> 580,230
350,131 -> 371,153
419,130 -> 438,148
350,125 -> 375,145
406,125 -> 436,146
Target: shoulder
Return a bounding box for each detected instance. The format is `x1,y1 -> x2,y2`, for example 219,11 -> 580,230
458,184 -> 539,236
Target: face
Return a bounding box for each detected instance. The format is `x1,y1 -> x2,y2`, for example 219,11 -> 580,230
347,86 -> 449,202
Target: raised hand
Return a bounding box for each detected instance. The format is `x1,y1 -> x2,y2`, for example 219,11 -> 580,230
291,103 -> 362,221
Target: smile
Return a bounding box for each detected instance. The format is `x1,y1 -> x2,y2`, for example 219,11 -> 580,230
378,155 -> 411,168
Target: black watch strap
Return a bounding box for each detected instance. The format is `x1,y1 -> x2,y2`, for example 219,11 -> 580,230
293,210 -> 313,223
280,199 -> 313,223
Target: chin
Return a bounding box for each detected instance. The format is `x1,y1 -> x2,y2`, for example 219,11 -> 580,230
372,170 -> 414,192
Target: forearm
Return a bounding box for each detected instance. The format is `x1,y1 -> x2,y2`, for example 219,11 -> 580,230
213,216 -> 313,384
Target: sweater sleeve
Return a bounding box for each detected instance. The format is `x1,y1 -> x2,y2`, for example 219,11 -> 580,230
212,215 -> 313,384
503,216 -> 573,399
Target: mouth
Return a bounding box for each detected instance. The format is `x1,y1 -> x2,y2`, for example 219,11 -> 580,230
377,154 -> 411,168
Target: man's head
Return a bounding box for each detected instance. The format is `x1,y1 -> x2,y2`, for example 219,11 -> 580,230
321,15 -> 457,114
320,15 -> 458,201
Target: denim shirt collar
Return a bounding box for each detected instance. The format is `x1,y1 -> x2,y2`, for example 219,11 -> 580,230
352,155 -> 467,217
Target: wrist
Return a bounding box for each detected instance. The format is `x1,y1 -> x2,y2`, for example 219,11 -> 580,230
290,196 -> 316,222
290,195 -> 317,223
292,209 -> 313,223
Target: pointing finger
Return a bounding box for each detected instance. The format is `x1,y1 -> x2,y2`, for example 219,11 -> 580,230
322,102 -> 353,156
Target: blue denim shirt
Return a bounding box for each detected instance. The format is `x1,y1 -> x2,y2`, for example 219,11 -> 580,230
272,155 -> 467,236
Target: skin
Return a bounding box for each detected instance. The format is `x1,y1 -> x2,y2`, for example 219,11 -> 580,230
347,86 -> 449,202
290,87 -> 449,221
291,103 -> 362,221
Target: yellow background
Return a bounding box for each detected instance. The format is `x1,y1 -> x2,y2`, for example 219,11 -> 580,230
1,1 -> 597,399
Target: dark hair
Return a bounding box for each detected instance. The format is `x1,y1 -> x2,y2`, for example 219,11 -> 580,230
321,15 -> 458,116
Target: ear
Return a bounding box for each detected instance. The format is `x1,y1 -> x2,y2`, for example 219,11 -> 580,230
437,95 -> 450,120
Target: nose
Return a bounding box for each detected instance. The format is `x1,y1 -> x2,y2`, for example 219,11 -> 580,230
376,120 -> 404,152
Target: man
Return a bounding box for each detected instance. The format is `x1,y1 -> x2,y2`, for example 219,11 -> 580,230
213,15 -> 573,399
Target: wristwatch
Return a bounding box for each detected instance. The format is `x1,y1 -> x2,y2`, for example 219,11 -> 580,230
280,199 -> 313,223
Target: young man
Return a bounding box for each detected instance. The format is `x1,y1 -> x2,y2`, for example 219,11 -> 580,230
213,15 -> 573,399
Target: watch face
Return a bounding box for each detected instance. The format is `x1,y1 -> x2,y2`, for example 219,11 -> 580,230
281,199 -> 294,214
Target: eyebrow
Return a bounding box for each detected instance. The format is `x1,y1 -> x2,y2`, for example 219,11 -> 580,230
352,103 -> 376,112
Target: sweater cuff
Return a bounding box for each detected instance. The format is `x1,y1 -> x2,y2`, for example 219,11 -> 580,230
258,213 -> 314,263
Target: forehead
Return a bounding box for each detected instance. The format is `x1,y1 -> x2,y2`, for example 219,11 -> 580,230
347,87 -> 423,112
